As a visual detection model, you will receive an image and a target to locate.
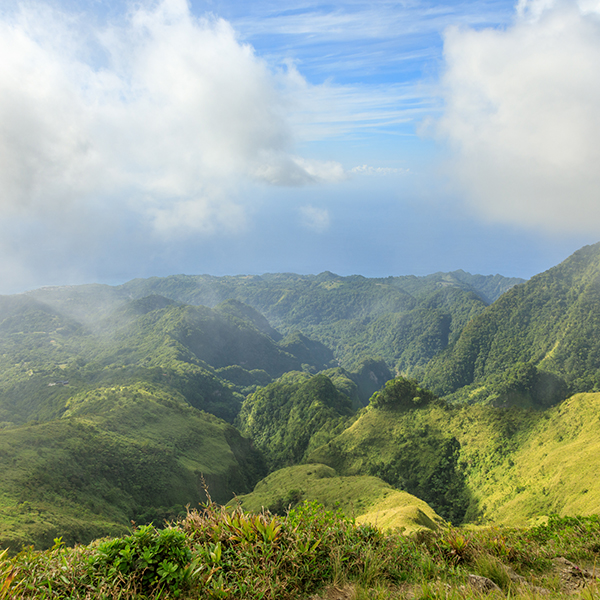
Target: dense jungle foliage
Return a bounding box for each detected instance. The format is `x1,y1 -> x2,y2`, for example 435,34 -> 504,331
423,243 -> 600,406
27,269 -> 522,373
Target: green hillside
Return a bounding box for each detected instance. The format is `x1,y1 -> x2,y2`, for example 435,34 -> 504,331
424,242 -> 600,406
306,376 -> 600,527
307,379 -> 476,524
118,271 -> 519,373
0,295 -> 326,549
0,287 -> 397,551
0,382 -> 266,552
470,392 -> 600,524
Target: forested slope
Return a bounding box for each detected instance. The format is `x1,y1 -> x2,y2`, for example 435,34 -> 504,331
423,242 -> 600,406
27,270 -> 522,373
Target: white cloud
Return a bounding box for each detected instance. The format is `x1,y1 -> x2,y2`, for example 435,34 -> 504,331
436,0 -> 600,233
0,0 -> 344,236
280,61 -> 435,142
251,154 -> 346,185
299,205 -> 331,232
350,165 -> 408,175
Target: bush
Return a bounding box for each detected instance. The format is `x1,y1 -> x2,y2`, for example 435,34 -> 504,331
369,377 -> 438,411
89,524 -> 192,597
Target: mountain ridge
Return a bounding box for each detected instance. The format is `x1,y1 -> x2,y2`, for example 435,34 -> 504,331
423,241 -> 600,405
24,269 -> 523,373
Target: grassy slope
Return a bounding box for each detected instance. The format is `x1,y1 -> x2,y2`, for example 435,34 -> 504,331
307,401 -> 476,523
307,392 -> 600,526
476,393 -> 600,524
230,463 -> 444,535
0,383 -> 266,552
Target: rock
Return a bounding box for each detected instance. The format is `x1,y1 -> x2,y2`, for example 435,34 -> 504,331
467,574 -> 502,593
553,557 -> 598,592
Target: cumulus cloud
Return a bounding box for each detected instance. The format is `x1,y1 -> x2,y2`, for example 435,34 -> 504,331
299,205 -> 331,232
436,0 -> 600,233
0,0 -> 343,236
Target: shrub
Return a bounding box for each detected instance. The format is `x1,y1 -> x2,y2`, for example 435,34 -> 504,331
88,524 -> 193,597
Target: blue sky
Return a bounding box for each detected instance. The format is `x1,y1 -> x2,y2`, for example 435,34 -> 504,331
0,0 -> 599,293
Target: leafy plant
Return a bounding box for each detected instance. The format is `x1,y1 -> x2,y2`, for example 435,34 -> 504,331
89,524 -> 193,597
4,501 -> 600,599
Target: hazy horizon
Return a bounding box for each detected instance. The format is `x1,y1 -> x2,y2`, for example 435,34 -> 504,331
1,0 -> 599,294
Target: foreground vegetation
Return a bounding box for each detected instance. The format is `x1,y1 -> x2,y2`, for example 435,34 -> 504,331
2,502 -> 600,599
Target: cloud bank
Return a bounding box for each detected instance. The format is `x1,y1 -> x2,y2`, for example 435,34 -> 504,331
437,0 -> 600,233
0,0 -> 344,238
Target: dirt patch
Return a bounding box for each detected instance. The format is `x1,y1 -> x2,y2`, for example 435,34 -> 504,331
311,584 -> 356,600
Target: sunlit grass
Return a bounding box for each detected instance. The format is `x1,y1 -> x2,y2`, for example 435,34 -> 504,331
307,393 -> 600,527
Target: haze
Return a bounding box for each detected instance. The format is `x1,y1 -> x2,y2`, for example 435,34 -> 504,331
1,0 -> 599,294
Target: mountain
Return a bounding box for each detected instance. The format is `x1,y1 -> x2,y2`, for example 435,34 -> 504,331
13,248 -> 600,554
423,242 -> 600,407
26,270 -> 523,374
307,378 -> 473,524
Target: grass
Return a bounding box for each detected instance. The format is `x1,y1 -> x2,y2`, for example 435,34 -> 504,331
231,463 -> 445,535
483,393 -> 600,523
2,502 -> 600,599
306,393 -> 600,527
0,384 -> 266,551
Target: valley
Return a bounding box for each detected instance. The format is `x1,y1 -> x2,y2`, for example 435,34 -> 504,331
3,243 -> 600,597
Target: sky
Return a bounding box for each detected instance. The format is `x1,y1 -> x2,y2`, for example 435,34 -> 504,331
1,0 -> 600,293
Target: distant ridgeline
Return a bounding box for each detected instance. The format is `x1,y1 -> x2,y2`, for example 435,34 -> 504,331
6,243 -> 600,550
